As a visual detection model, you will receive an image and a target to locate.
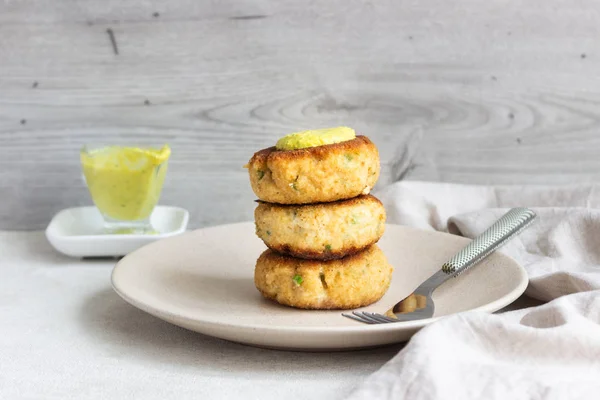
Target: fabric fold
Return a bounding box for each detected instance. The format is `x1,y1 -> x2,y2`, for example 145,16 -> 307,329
348,181 -> 600,400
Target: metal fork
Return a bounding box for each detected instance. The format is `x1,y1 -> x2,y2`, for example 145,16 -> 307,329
343,207 -> 536,324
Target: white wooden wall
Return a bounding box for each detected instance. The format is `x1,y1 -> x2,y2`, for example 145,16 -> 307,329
2,0 -> 600,230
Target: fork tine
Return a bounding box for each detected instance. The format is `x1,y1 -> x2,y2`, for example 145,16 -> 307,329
342,311 -> 400,325
353,311 -> 383,324
363,312 -> 395,324
371,313 -> 399,323
341,313 -> 375,324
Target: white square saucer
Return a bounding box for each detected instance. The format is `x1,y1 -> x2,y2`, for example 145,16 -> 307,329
45,206 -> 189,258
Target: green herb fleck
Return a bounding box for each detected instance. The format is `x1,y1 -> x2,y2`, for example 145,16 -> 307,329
266,230 -> 271,236
290,182 -> 299,191
324,244 -> 332,252
292,274 -> 303,285
345,153 -> 354,162
319,273 -> 328,289
257,170 -> 265,180
351,215 -> 359,224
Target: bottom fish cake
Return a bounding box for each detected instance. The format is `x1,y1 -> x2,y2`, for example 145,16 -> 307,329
254,245 -> 393,310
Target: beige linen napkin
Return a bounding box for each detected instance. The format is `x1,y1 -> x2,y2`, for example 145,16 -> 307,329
348,181 -> 600,400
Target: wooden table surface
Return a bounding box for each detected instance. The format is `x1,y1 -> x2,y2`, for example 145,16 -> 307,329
2,0 -> 599,230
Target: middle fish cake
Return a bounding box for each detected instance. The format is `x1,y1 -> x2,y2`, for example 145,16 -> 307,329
255,194 -> 386,260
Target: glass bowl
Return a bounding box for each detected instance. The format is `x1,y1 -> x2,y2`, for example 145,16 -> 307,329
80,144 -> 171,234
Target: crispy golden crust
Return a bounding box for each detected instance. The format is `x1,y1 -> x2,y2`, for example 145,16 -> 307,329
247,135 -> 380,204
255,195 -> 386,260
254,245 -> 393,310
266,241 -> 379,261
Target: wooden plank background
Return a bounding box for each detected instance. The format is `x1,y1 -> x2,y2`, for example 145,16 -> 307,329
2,0 -> 600,230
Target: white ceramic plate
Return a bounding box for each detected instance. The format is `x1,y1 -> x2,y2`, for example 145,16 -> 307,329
111,222 -> 527,351
46,206 -> 189,258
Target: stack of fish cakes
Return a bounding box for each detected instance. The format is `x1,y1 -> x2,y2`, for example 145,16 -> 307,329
246,127 -> 393,310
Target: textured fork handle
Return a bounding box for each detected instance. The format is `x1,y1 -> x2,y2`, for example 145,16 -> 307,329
441,207 -> 536,276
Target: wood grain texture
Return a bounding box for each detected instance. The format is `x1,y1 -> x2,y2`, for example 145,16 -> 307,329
2,0 -> 600,230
